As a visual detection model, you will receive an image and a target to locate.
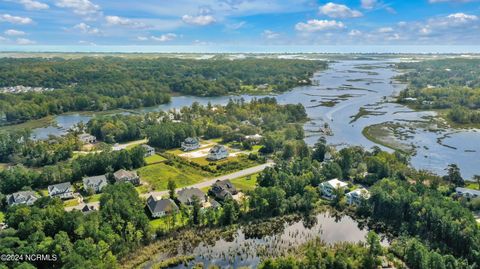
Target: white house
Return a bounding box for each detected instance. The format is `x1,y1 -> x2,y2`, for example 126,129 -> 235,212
181,137 -> 200,151
245,134 -> 263,144
142,144 -> 155,157
83,175 -> 108,193
6,191 -> 38,206
146,196 -> 179,218
207,145 -> 229,161
346,188 -> 370,205
455,187 -> 480,198
78,133 -> 96,144
320,178 -> 348,199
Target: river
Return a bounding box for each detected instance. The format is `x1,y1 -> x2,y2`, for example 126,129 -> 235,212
27,59 -> 480,178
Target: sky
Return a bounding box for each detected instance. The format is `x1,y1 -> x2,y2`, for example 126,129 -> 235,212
0,0 -> 480,51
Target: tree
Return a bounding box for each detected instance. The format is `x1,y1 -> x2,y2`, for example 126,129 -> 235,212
191,195 -> 201,225
312,137 -> 327,162
168,179 -> 176,199
443,164 -> 464,187
474,174 -> 480,189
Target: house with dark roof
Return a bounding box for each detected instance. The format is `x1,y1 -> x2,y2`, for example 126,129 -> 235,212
6,191 -> 38,206
209,179 -> 238,201
83,175 -> 108,193
113,169 -> 140,185
142,144 -> 155,157
48,182 -> 74,199
207,145 -> 229,161
146,195 -> 179,218
177,188 -> 207,205
181,137 -> 200,151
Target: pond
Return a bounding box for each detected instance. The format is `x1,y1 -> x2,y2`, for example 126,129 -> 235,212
146,212 -> 373,269
25,58 -> 480,178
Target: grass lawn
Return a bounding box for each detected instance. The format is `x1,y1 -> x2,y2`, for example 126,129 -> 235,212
165,148 -> 184,156
145,154 -> 166,165
136,185 -> 150,194
466,182 -> 480,190
231,173 -> 258,192
0,211 -> 5,223
125,139 -> 148,150
0,163 -> 8,171
84,194 -> 102,203
149,213 -> 189,230
137,162 -> 208,191
37,189 -> 49,197
63,198 -> 80,207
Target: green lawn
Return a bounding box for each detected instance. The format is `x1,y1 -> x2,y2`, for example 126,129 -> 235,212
137,162 -> 208,191
149,213 -> 189,230
125,139 -> 148,150
136,184 -> 150,194
37,189 -> 49,197
0,211 -> 5,223
63,198 -> 80,207
145,154 -> 167,165
231,173 -> 258,192
466,182 -> 480,190
84,194 -> 102,203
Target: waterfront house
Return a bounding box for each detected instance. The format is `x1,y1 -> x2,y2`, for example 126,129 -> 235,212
207,145 -> 229,161
209,179 -> 238,201
181,137 -> 200,151
346,188 -> 370,205
83,175 -> 108,193
146,196 -> 179,218
177,188 -> 208,205
142,144 -> 155,157
78,133 -> 96,144
6,191 -> 38,206
113,169 -> 140,185
320,178 -> 348,199
455,187 -> 480,198
48,182 -> 74,199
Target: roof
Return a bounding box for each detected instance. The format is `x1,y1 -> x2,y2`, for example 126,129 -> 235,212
78,133 -> 95,139
177,188 -> 206,204
209,145 -> 227,154
83,175 -> 108,188
147,196 -> 178,214
48,182 -> 72,194
183,137 -> 199,144
456,187 -> 480,197
245,134 -> 263,140
7,191 -> 37,205
211,179 -> 237,197
324,178 -> 348,189
347,188 -> 370,197
113,169 -> 137,180
142,144 -> 154,150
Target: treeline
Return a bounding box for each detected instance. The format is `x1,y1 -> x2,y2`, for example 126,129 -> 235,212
1,183 -> 151,268
0,146 -> 145,194
396,58 -> 480,124
0,57 -> 325,123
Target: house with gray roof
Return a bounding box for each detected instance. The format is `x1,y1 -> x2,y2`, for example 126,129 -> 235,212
142,144 -> 155,157
78,133 -> 96,144
48,182 -> 74,199
83,175 -> 108,193
456,187 -> 480,198
177,188 -> 207,205
207,145 -> 229,161
181,137 -> 200,151
209,179 -> 238,201
146,195 -> 179,218
6,191 -> 38,206
113,169 -> 140,185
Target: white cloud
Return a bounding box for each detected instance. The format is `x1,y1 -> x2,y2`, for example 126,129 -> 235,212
105,15 -> 147,28
55,0 -> 101,16
446,13 -> 478,23
4,29 -> 26,36
182,14 -> 216,26
136,36 -> 149,41
429,0 -> 476,3
0,36 -> 9,42
319,3 -> 362,18
348,29 -> 362,36
378,27 -> 394,33
226,21 -> 246,30
150,33 -> 177,42
78,40 -> 96,45
295,19 -> 345,32
262,30 -> 280,39
0,14 -> 33,24
73,22 -> 101,34
16,38 -> 35,45
361,0 -> 377,9
18,0 -> 49,10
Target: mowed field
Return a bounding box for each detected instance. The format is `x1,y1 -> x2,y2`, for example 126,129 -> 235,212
137,162 -> 209,191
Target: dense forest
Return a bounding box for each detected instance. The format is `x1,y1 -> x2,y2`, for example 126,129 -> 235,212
396,58 -> 480,124
0,57 -> 325,123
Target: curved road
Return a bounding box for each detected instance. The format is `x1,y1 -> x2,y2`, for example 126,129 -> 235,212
64,161 -> 274,211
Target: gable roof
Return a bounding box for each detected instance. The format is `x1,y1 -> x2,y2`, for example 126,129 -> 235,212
177,188 -> 206,204
211,179 -> 237,197
48,182 -> 72,194
183,137 -> 199,144
83,175 -> 108,189
325,178 -> 348,189
347,188 -> 370,198
113,169 -> 137,180
7,191 -> 38,205
147,196 -> 178,214
209,144 -> 227,154
142,144 -> 154,151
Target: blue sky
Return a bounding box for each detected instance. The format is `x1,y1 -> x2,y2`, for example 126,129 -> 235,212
0,0 -> 480,49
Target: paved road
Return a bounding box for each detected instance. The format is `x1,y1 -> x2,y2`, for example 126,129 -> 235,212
64,161 -> 274,211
